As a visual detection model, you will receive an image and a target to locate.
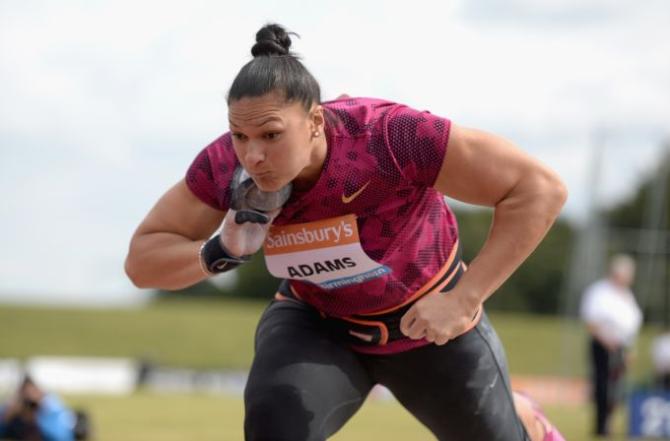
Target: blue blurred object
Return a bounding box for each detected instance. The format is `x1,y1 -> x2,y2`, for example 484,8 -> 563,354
629,390 -> 670,438
0,393 -> 76,441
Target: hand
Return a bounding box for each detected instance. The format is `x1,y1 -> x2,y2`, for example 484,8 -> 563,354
604,340 -> 620,354
2,397 -> 23,421
593,331 -> 620,353
400,287 -> 479,345
219,208 -> 280,258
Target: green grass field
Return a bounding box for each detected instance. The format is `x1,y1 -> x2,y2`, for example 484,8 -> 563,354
0,298 -> 663,439
64,391 -> 632,440
0,298 -> 660,378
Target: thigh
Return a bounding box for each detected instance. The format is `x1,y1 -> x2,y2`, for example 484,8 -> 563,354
245,299 -> 374,441
364,312 -> 529,441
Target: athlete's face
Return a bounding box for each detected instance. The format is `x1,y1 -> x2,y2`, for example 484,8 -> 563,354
228,93 -> 325,192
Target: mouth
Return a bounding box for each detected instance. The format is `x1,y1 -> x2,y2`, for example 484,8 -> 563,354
249,172 -> 273,188
251,170 -> 274,181
253,176 -> 286,193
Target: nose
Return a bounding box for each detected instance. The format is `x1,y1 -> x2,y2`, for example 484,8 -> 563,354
244,141 -> 266,169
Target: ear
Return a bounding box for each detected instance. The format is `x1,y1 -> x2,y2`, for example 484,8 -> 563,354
309,105 -> 325,134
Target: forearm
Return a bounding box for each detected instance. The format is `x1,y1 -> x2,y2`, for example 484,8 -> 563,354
457,171 -> 567,307
125,232 -> 209,290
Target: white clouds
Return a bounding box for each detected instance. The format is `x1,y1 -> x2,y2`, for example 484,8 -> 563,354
1,0 -> 669,303
459,0 -> 666,28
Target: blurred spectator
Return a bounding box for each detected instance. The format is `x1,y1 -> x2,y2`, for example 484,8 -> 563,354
0,376 -> 78,441
651,328 -> 670,391
580,254 -> 642,437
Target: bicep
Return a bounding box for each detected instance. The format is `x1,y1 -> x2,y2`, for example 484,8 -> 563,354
434,124 -> 550,206
132,179 -> 225,242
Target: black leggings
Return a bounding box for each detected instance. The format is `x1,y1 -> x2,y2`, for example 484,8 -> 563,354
244,299 -> 529,441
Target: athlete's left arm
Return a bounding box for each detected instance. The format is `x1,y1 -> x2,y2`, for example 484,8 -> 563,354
400,124 -> 567,344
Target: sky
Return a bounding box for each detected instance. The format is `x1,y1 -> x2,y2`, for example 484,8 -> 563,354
1,0 -> 669,306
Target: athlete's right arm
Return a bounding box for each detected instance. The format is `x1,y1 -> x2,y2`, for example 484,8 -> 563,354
125,179 -> 226,290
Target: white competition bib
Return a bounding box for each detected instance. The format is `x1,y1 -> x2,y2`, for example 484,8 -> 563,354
263,214 -> 390,289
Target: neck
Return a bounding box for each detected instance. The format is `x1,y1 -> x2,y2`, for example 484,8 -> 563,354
608,277 -> 629,290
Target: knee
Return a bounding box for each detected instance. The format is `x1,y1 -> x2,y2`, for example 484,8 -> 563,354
244,384 -> 318,441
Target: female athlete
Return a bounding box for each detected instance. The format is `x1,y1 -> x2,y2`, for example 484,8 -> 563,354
126,23 -> 567,441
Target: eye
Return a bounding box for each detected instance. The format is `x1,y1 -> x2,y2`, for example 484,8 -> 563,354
232,132 -> 247,141
264,132 -> 281,140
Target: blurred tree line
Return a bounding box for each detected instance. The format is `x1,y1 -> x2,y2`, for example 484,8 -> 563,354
606,149 -> 670,230
155,150 -> 670,317
603,149 -> 670,324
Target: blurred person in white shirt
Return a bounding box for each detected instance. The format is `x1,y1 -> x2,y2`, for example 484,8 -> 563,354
580,254 -> 643,437
651,328 -> 670,391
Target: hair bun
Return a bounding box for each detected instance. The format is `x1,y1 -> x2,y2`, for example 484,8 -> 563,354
251,23 -> 293,57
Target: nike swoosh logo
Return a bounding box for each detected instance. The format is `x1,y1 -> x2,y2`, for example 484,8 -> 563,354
348,330 -> 374,342
342,181 -> 371,204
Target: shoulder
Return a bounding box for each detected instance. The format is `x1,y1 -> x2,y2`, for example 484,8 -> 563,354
584,279 -> 610,297
185,132 -> 239,210
581,280 -> 610,311
322,97 -> 451,187
187,132 -> 237,177
198,132 -> 236,164
322,97 -> 398,136
322,96 -> 449,137
625,289 -> 642,314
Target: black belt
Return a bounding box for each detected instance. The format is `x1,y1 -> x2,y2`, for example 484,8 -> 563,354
275,249 -> 468,347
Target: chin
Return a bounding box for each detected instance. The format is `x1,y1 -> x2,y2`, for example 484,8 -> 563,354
253,176 -> 285,193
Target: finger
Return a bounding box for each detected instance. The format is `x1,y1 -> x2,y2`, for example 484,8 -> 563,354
435,334 -> 450,346
266,208 -> 282,221
424,329 -> 437,343
406,318 -> 427,340
399,309 -> 417,336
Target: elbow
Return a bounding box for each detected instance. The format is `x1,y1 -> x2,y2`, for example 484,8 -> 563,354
125,252 -> 193,291
537,169 -> 568,218
124,254 -> 151,289
549,175 -> 568,212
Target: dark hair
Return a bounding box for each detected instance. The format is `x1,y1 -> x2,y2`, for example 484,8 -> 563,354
227,24 -> 321,111
20,374 -> 36,388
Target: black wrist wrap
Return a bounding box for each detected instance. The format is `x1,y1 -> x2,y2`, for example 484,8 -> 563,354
200,234 -> 251,274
